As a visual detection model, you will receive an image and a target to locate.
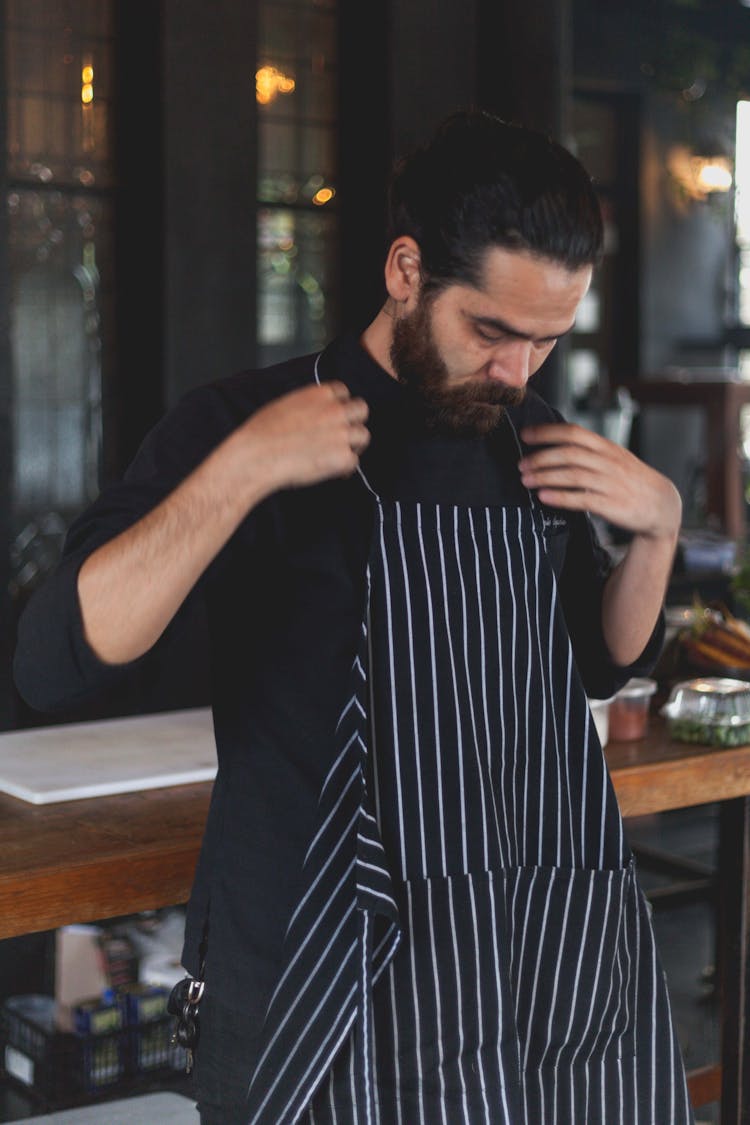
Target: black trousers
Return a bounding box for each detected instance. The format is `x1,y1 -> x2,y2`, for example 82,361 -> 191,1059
190,991 -> 261,1125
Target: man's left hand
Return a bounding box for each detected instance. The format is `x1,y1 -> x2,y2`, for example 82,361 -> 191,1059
518,422 -> 682,541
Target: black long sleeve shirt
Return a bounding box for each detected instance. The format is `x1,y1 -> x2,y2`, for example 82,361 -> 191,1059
13,332 -> 663,1019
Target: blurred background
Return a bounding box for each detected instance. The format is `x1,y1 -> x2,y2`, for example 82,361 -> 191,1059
1,3 -> 750,1119
2,0 -> 750,729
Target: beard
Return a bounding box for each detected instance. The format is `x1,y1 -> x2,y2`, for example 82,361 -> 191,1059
389,295 -> 525,437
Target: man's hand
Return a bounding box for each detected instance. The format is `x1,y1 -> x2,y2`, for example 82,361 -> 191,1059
518,422 -> 682,665
238,381 -> 371,491
517,422 -> 681,541
77,379 -> 370,666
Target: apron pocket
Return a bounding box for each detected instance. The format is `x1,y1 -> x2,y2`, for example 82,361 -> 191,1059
504,860 -> 638,1073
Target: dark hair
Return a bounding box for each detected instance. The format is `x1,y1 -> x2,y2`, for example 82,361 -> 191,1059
386,108 -> 604,292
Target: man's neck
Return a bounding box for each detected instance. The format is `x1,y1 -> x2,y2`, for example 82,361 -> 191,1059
360,304 -> 399,380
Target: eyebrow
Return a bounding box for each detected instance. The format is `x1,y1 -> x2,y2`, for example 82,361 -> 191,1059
469,313 -> 576,345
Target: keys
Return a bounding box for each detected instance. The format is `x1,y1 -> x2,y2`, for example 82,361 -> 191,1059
168,976 -> 205,1073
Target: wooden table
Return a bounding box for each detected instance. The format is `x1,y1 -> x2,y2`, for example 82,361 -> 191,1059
1,720 -> 749,1119
0,782 -> 210,938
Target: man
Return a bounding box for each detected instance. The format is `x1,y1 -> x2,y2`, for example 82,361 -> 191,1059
14,109 -> 693,1123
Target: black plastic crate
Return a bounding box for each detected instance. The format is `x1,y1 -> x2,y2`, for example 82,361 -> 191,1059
0,992 -> 184,1107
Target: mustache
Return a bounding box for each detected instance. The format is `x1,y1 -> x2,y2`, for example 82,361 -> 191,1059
419,382 -> 525,436
445,381 -> 525,407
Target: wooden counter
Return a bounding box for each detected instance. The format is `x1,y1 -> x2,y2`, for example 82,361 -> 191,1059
605,722 -> 750,816
0,781 -> 210,938
1,718 -> 749,1119
5,717 -> 746,938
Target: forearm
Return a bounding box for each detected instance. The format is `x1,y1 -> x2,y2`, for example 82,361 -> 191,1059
601,528 -> 679,666
77,379 -> 370,665
77,428 -> 274,664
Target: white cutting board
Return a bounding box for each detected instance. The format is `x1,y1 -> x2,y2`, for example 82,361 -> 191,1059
0,707 -> 217,804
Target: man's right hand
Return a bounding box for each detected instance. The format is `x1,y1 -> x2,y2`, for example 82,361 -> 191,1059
77,378 -> 370,665
239,380 -> 370,491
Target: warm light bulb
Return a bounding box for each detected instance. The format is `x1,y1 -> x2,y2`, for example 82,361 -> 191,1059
312,187 -> 335,206
695,160 -> 733,193
256,64 -> 296,105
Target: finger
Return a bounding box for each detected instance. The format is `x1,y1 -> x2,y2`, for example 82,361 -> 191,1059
520,422 -> 606,451
326,380 -> 351,402
534,485 -> 599,512
349,423 -> 371,454
346,398 -> 369,423
519,448 -> 621,493
519,443 -> 611,474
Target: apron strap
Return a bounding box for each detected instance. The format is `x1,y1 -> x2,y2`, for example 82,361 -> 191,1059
313,351 -> 380,500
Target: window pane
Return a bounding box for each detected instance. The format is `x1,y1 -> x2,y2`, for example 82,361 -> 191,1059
6,0 -> 115,188
9,189 -> 114,528
257,0 -> 339,364
257,206 -> 339,365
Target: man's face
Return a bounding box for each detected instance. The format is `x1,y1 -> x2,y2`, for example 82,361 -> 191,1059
390,246 -> 592,435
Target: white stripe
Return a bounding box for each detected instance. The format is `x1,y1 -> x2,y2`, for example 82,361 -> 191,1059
501,507 -> 521,864
487,873 -> 513,1123
485,509 -> 512,868
258,900 -> 357,1077
416,502 -> 447,874
446,875 -> 471,1117
426,878 -> 449,1124
378,506 -> 408,880
435,507 -> 468,871
361,913 -> 373,1125
513,506 -> 534,864
539,870 -> 575,1115
466,876 -> 491,1119
394,502 -> 428,877
355,883 -> 398,911
405,882 -> 426,1125
320,732 -> 361,800
289,805 -> 360,932
527,518 -> 551,866
249,951 -> 357,1123
287,993 -> 358,1125
387,959 -> 404,1125
304,767 -> 360,865
455,509 -> 490,870
469,509 -> 505,868
275,853 -> 357,1004
522,867 -> 558,1071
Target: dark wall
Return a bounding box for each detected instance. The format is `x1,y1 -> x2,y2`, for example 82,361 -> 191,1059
163,0 -> 258,407
388,0 -> 479,156
477,0 -> 571,142
0,0 -> 12,731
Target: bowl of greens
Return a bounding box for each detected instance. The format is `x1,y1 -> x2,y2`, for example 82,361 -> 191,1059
661,677 -> 750,747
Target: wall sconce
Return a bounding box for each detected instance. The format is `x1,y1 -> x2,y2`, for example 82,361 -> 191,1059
667,144 -> 734,202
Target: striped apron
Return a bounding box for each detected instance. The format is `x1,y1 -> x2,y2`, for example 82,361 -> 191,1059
244,417 -> 694,1123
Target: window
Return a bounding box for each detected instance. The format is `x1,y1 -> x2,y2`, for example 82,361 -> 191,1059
256,0 -> 339,366
6,0 -> 115,594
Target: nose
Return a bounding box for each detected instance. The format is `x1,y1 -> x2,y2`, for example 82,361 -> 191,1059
486,339 -> 533,389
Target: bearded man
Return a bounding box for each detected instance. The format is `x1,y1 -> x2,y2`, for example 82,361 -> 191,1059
14,109 -> 693,1124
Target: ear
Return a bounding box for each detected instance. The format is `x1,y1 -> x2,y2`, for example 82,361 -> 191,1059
384,236 -> 422,304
